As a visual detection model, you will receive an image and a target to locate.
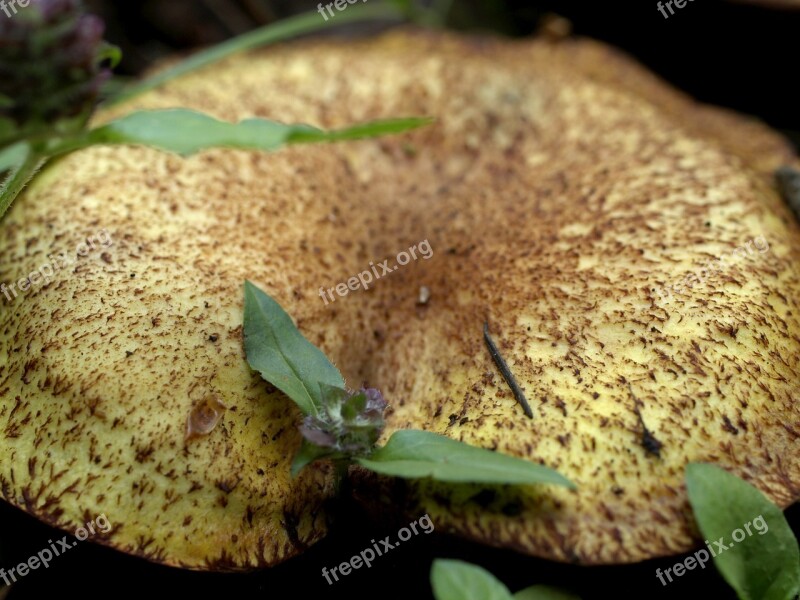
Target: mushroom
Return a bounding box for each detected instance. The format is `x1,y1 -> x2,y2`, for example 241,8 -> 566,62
0,29 -> 798,570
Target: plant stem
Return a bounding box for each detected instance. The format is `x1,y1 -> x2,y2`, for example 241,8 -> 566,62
333,459 -> 351,494
420,0 -> 454,26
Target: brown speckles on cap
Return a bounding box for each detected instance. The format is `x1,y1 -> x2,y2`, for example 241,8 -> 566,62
337,31 -> 798,564
0,28 -> 799,571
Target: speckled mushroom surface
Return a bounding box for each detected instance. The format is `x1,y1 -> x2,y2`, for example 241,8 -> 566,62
0,28 -> 798,570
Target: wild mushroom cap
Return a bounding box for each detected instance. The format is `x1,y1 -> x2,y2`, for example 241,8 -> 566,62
0,29 -> 798,569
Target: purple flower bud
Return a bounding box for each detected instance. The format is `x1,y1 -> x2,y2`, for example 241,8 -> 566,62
0,0 -> 111,141
299,385 -> 388,455
299,421 -> 337,448
361,387 -> 387,419
362,387 -> 387,410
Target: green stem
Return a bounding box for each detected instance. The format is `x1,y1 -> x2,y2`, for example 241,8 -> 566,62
106,3 -> 407,107
333,459 -> 351,493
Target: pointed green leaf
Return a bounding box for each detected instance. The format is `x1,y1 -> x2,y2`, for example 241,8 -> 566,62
66,109 -> 430,157
357,430 -> 575,488
243,281 -> 344,416
431,560 -> 513,600
287,117 -> 434,145
685,463 -> 800,600
513,586 -> 581,600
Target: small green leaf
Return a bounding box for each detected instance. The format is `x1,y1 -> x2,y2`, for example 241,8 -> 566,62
513,585 -> 581,600
290,439 -> 336,478
243,281 -> 344,416
340,388 -> 368,420
431,560 -> 513,600
66,109 -> 431,157
685,463 -> 800,600
96,42 -> 122,69
0,144 -> 47,221
0,142 -> 29,174
357,430 -> 575,488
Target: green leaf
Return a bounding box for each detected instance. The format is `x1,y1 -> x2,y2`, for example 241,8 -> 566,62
96,42 -> 122,69
357,430 -> 575,488
83,109 -> 296,156
0,142 -> 29,174
107,4 -> 406,106
0,144 -> 47,221
64,109 -> 431,157
243,281 -> 344,416
290,439 -> 336,478
513,586 -> 581,600
431,560 -> 513,600
685,463 -> 800,600
287,117 -> 434,145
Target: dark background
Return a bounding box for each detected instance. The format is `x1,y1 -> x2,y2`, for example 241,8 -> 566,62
2,1 -> 799,598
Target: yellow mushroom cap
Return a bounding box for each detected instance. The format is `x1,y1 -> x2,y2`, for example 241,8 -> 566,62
0,28 -> 798,569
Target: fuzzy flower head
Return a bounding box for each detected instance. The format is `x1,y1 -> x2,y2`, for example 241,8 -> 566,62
300,385 -> 388,455
0,0 -> 111,142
